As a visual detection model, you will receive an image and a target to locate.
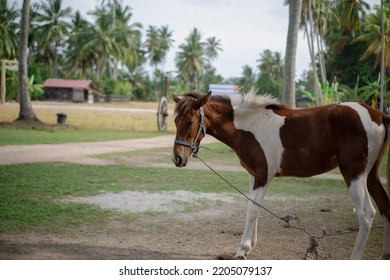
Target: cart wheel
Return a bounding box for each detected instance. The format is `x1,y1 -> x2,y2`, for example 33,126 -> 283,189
157,96 -> 168,131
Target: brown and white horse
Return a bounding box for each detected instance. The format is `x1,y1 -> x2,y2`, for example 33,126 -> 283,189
171,90 -> 390,260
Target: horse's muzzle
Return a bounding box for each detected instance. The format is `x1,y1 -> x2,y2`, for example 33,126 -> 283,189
171,154 -> 187,167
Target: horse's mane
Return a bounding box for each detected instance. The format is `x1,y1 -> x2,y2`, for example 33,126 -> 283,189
174,89 -> 282,116
174,92 -> 201,116
231,88 -> 281,109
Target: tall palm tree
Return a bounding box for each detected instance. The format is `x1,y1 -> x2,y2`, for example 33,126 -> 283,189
110,4 -> 142,79
144,25 -> 163,76
205,36 -> 222,63
257,50 -> 284,97
175,28 -> 205,91
17,0 -> 39,123
283,0 -> 302,107
65,11 -> 93,78
0,0 -> 19,59
354,3 -> 390,68
35,0 -> 72,78
158,25 -> 174,72
239,65 -> 256,93
81,8 -> 123,81
338,0 -> 370,37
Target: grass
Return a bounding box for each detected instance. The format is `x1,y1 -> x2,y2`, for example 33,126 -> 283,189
0,162 -> 347,234
0,101 -> 176,132
0,126 -> 172,146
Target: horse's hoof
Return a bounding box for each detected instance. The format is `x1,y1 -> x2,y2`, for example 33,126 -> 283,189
234,255 -> 247,260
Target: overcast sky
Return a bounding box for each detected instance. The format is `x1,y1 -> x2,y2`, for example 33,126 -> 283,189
20,0 -> 380,79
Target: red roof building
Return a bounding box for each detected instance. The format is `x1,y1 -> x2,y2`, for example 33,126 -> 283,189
43,79 -> 104,103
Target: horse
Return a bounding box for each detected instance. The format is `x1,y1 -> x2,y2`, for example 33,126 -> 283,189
171,90 -> 390,260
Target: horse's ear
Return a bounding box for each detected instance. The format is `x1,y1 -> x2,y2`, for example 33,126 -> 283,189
172,94 -> 182,104
193,91 -> 212,109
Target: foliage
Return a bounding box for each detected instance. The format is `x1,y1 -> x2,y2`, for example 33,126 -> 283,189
326,39 -> 377,88
5,71 -> 17,101
28,75 -> 44,100
255,49 -> 283,98
0,0 -> 387,102
98,77 -> 132,98
0,0 -> 19,59
301,80 -> 341,107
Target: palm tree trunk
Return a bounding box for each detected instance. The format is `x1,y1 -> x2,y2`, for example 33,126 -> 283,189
17,0 -> 38,122
316,29 -> 326,83
308,3 -> 322,106
283,0 -> 302,108
380,0 -> 385,112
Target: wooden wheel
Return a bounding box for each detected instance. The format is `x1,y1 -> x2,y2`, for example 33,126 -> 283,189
157,96 -> 168,131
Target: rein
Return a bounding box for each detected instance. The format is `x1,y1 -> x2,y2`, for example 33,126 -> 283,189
174,107 -> 206,157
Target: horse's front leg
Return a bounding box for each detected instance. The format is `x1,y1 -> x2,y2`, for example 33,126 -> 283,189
235,175 -> 270,259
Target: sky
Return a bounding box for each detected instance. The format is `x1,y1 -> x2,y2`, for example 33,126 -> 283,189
21,0 -> 381,80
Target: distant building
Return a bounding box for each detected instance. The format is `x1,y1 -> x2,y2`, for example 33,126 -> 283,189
208,84 -> 241,95
43,79 -> 104,103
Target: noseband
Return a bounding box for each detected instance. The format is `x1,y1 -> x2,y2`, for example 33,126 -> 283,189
174,107 -> 206,157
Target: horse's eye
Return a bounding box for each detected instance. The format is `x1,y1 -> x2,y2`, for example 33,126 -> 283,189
187,120 -> 193,126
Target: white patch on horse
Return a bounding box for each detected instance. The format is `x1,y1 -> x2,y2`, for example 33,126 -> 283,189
231,92 -> 285,183
342,103 -> 386,174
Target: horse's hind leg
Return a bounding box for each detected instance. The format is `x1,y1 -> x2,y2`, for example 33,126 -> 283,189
367,166 -> 390,259
348,176 -> 376,259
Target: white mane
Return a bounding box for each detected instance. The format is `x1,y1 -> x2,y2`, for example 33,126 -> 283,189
229,88 -> 281,108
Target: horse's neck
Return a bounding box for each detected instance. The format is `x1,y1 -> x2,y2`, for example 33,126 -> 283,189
205,104 -> 237,150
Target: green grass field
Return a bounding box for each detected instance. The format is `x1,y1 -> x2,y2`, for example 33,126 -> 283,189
0,126 -> 172,145
0,162 -> 347,234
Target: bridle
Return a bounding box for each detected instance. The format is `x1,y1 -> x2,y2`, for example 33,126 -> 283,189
174,107 -> 206,157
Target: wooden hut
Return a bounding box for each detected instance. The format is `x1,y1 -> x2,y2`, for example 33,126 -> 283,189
43,79 -> 104,103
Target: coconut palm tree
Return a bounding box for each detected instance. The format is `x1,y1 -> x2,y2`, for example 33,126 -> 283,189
257,50 -> 284,98
81,7 -> 124,81
110,4 -> 142,79
205,36 -> 222,63
17,0 -> 39,123
65,11 -> 93,79
239,65 -> 256,93
175,28 -> 205,91
35,0 -> 72,78
338,0 -> 370,37
158,25 -> 174,71
283,0 -> 302,107
354,3 -> 390,68
144,25 -> 163,76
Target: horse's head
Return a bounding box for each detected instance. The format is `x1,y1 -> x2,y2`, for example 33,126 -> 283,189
171,91 -> 212,167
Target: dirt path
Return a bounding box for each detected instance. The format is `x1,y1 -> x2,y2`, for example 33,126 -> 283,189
0,135 -> 216,166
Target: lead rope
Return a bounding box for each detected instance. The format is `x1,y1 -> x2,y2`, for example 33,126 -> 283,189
194,152 -> 383,259
195,154 -> 295,223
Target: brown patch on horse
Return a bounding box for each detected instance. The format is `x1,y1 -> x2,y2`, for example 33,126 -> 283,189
270,105 -> 338,177
268,104 -> 369,185
328,105 -> 369,186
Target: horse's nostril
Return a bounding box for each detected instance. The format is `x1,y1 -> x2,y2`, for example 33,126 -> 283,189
176,156 -> 182,165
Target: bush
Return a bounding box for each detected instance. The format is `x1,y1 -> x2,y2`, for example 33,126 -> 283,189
99,78 -> 133,98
